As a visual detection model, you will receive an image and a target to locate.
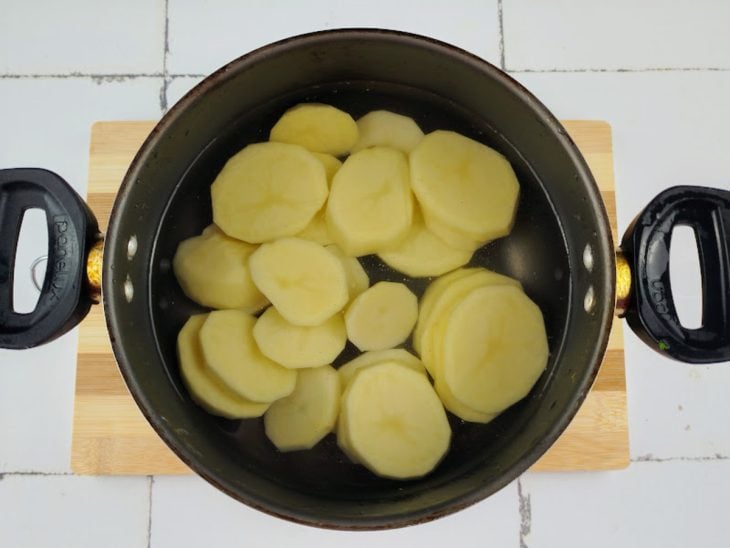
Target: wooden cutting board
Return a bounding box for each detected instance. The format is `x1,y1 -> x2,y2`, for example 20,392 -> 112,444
71,120 -> 628,474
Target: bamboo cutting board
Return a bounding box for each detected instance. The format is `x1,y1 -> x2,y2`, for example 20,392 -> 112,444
72,120 -> 628,474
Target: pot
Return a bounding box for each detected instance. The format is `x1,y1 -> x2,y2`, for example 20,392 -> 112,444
1,29 -> 728,529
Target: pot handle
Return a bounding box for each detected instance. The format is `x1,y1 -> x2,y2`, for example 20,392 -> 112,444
0,168 -> 99,349
620,185 -> 730,363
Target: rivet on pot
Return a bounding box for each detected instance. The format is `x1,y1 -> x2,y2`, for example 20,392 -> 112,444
124,276 -> 134,303
584,285 -> 596,313
127,235 -> 138,260
582,244 -> 594,272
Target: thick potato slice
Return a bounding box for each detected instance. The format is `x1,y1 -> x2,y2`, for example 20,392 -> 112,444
337,348 -> 427,387
199,310 -> 297,403
253,307 -> 346,369
326,147 -> 413,257
264,365 -> 340,451
177,314 -> 270,419
378,208 -> 473,277
269,103 -> 358,156
325,245 -> 369,301
211,141 -> 328,244
410,130 -> 520,245
249,238 -> 349,326
173,227 -> 268,312
295,153 -> 342,245
352,110 -> 424,154
418,212 -> 485,252
312,152 -> 342,183
441,285 -> 548,414
344,282 -> 418,352
340,361 -> 451,479
434,379 -> 497,424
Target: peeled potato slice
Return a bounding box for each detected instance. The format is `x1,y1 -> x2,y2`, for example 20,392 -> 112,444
270,103 -> 358,156
337,348 -> 427,387
325,245 -> 369,300
441,285 -> 548,414
352,110 -> 424,154
326,147 -> 413,256
410,130 -> 520,245
264,365 -> 340,451
211,142 -> 328,244
340,361 -> 451,479
173,227 -> 268,312
345,282 -> 418,351
378,208 -> 473,277
177,314 -> 270,419
253,307 -> 346,369
434,379 -> 497,424
295,153 -> 342,244
249,238 -> 349,326
312,152 -> 342,183
199,310 -> 297,403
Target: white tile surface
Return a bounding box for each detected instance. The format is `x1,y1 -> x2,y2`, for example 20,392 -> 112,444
503,0 -> 730,70
0,475 -> 150,548
0,77 -> 161,473
150,475 -> 519,547
521,460 -> 730,548
0,0 -> 165,74
512,70 -> 730,458
167,0 -> 501,74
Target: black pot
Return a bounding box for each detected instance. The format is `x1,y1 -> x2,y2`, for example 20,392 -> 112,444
1,30 -> 729,530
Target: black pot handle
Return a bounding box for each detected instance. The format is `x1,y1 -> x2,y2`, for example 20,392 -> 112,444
620,185 -> 730,363
0,168 -> 99,349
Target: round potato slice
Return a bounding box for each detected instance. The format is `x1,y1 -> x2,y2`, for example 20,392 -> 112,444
269,103 -> 358,156
295,153 -> 342,244
312,152 -> 342,183
325,245 -> 369,301
442,285 -> 549,415
352,110 -> 424,154
211,141 -> 328,244
177,314 -> 270,419
345,282 -> 418,352
410,130 -> 520,245
341,361 -> 451,479
253,307 -> 347,369
264,365 -> 340,451
326,147 -> 413,257
434,379 -> 497,424
337,348 -> 427,388
173,227 -> 268,312
249,238 -> 349,326
199,309 -> 297,403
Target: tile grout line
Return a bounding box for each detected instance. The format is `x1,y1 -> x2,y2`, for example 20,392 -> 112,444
0,471 -> 73,480
497,0 -> 506,70
632,454 -> 730,463
146,475 -> 154,548
159,0 -> 171,112
511,67 -> 730,73
517,478 -> 531,548
0,73 -> 206,79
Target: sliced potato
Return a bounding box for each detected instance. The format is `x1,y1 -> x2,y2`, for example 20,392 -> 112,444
352,110 -> 424,154
264,365 -> 340,451
177,314 -> 270,419
269,103 -> 358,156
211,141 -> 328,244
378,208 -> 473,277
337,348 -> 427,388
340,361 -> 451,479
253,307 -> 346,369
199,309 -> 297,403
313,152 -> 342,183
326,147 -> 413,256
434,379 -> 497,424
344,281 -> 418,352
325,245 -> 369,300
249,238 -> 349,326
295,209 -> 333,245
173,227 -> 268,312
418,212 -> 485,252
410,130 -> 520,245
441,285 -> 548,414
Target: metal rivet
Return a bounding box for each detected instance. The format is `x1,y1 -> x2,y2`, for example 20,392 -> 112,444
583,244 -> 594,272
124,276 -> 134,303
30,255 -> 48,291
127,235 -> 138,260
584,285 -> 596,313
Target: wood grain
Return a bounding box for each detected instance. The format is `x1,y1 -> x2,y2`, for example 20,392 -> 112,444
72,120 -> 628,474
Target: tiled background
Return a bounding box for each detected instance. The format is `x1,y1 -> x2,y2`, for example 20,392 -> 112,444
1,1 -> 729,546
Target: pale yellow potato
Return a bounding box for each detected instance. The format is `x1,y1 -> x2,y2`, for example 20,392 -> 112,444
345,282 -> 418,352
211,142 -> 327,243
337,348 -> 426,388
199,310 -> 297,403
172,227 -> 268,313
441,285 -> 548,415
312,152 -> 342,183
340,361 -> 451,479
177,314 -> 270,419
326,147 -> 413,257
264,365 -> 340,451
434,379 -> 497,424
352,110 -> 424,154
419,213 -> 485,252
325,245 -> 369,301
295,153 -> 342,244
410,130 -> 520,245
270,103 -> 358,156
249,238 -> 349,326
378,208 -> 473,277
253,307 -> 347,369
